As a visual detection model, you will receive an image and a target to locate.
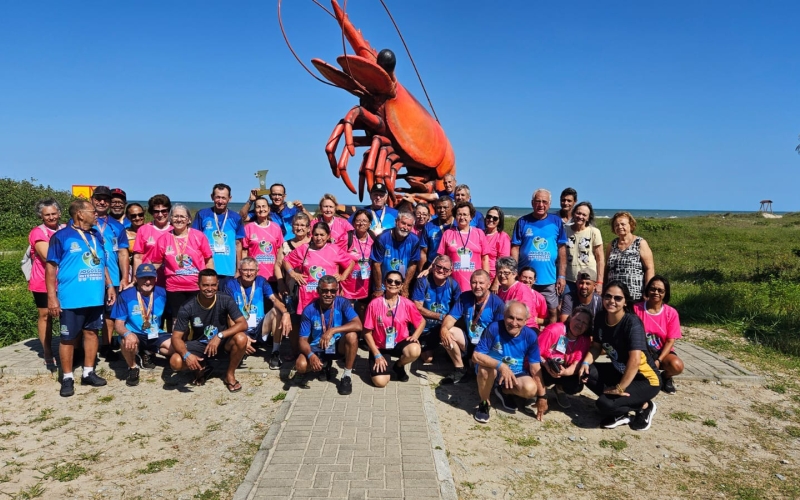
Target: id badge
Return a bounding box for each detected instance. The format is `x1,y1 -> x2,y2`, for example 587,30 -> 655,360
112,237 -> 119,252
247,313 -> 258,329
555,335 -> 568,354
358,259 -> 370,279
385,327 -> 397,349
458,249 -> 471,269
373,221 -> 383,235
468,323 -> 484,345
212,231 -> 226,253
147,326 -> 159,340
325,333 -> 341,354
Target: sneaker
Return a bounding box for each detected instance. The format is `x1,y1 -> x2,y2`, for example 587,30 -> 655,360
441,367 -> 466,385
630,401 -> 658,431
268,351 -> 282,370
392,362 -> 409,382
600,414 -> 631,429
325,364 -> 338,382
293,372 -> 310,389
60,377 -> 75,397
138,351 -> 156,370
493,386 -> 516,412
337,375 -> 353,395
662,377 -> 677,395
554,385 -> 571,409
517,396 -> 538,416
474,400 -> 491,423
81,371 -> 107,387
126,367 -> 140,387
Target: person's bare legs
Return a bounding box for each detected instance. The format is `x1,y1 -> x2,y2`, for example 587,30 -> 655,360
37,307 -> 54,362
82,330 -> 99,369
223,333 -> 248,388
444,327 -> 467,369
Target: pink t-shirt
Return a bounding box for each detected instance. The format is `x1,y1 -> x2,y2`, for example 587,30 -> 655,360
284,243 -> 352,313
28,224 -> 62,293
497,281 -> 545,328
634,302 -> 682,352
149,229 -> 213,292
484,231 -> 511,280
437,227 -> 488,291
314,217 -> 354,247
243,221 -> 284,281
134,222 -> 173,286
538,322 -> 592,366
340,233 -> 374,300
363,296 -> 424,349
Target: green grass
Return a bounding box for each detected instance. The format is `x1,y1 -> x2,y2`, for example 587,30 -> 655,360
41,417 -> 72,432
11,482 -> 45,499
137,458 -> 178,474
0,430 -> 20,440
598,438 -> 627,451
703,419 -> 718,427
670,411 -> 697,422
29,408 -> 54,424
23,390 -> 35,400
98,395 -> 114,404
504,434 -> 540,447
43,462 -> 87,482
271,391 -> 287,402
786,426 -> 800,438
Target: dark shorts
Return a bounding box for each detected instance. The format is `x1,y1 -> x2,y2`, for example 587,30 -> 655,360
307,337 -> 345,365
59,306 -> 104,341
534,284 -> 559,310
167,291 -> 198,317
368,338 -> 415,377
418,329 -> 440,352
32,291 -> 48,309
133,333 -> 172,352
185,338 -> 229,360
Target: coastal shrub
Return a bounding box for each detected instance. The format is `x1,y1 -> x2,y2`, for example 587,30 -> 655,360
0,177 -> 73,238
0,254 -> 24,287
0,283 -> 38,347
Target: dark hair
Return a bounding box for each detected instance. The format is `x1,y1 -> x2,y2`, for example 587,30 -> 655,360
602,280 -> 635,313
312,221 -> 331,235
645,275 -> 671,304
434,196 -> 453,207
147,194 -> 171,214
125,203 -> 144,216
415,202 -> 431,214
318,274 -> 339,289
518,266 -> 536,278
452,201 -> 476,219
198,268 -> 219,281
68,199 -> 91,219
352,209 -> 373,223
568,306 -> 594,336
486,206 -> 505,232
571,201 -> 595,226
212,183 -> 232,196
560,187 -> 577,200
385,270 -> 404,282
269,183 -> 286,194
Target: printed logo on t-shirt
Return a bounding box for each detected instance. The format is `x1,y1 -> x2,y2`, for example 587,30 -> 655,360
193,317 -> 203,327
205,221 -> 214,230
69,242 -> 82,253
502,356 -> 520,368
148,237 -> 155,245
533,236 -> 548,251
309,266 -> 326,280
259,241 -> 274,254
389,258 -> 402,271
525,228 -> 534,237
492,342 -> 503,354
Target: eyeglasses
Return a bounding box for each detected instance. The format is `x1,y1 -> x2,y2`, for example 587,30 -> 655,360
171,215 -> 188,220
240,268 -> 258,273
129,213 -> 145,219
648,288 -> 666,294
432,264 -> 451,273
152,209 -> 169,215
497,270 -> 514,277
385,279 -> 403,286
603,294 -> 625,302
318,288 -> 338,295
485,215 -> 500,221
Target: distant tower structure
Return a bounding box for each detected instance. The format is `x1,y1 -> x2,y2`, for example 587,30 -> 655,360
758,200 -> 773,214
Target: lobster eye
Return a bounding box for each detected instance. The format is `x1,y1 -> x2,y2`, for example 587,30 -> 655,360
377,49 -> 396,74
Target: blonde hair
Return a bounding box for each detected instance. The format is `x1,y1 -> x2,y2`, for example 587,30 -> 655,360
611,211 -> 637,233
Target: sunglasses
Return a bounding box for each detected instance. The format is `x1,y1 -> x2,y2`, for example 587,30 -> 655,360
152,209 -> 169,215
318,288 -> 338,295
385,279 -> 403,286
603,293 -> 625,302
485,215 -> 500,221
432,264 -> 451,273
128,213 -> 145,219
648,288 -> 666,294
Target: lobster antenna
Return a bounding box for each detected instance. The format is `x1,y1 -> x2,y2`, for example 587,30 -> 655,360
277,0 -> 338,88
378,0 -> 440,123
339,0 -> 370,96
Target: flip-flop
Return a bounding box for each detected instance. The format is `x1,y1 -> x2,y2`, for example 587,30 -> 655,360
224,380 -> 242,393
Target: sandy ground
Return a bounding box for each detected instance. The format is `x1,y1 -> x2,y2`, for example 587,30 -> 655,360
428,329 -> 800,500
0,361 -> 285,500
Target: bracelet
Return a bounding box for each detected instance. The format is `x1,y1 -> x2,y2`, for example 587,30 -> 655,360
496,360 -> 503,370
582,361 -> 590,366
616,384 -> 624,392
557,275 -> 566,280
121,331 -> 131,339
182,352 -> 191,361
439,313 -> 443,321
596,281 -> 603,285
374,353 -> 383,359
307,352 -> 315,360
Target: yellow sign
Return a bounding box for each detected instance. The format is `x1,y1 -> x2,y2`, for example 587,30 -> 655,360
72,185 -> 96,199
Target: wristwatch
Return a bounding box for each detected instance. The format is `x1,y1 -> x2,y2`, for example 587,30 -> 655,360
217,331 -> 224,339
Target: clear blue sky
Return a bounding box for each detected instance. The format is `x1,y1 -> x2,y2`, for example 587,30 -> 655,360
1,1 -> 798,211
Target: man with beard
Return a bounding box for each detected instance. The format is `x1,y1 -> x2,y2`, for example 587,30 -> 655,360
559,269 -> 603,322
418,196 -> 454,271
109,188 -> 130,228
369,211 -> 420,298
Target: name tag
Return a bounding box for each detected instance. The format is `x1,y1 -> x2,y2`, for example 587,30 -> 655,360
458,249 -> 471,269
468,324 -> 484,344
385,327 -> 397,349
147,326 -> 159,340
246,314 -> 258,329
555,335 -> 568,354
325,333 -> 341,354
359,259 -> 370,279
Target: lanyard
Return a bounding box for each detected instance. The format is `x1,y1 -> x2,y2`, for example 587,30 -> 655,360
471,294 -> 490,329
96,216 -> 108,236
137,290 -> 154,325
456,227 -> 472,251
384,296 -> 400,331
240,282 -> 257,314
75,226 -> 100,263
213,210 -> 229,235
355,233 -> 369,260
173,233 -> 188,257
371,208 -> 386,227
318,300 -> 335,333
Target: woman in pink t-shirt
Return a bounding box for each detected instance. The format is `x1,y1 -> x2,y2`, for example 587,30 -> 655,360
484,206 -> 511,288
283,221 -> 354,314
538,307 -> 593,408
149,204 -> 214,317
133,194 -> 173,287
634,275 -> 684,394
340,209 -> 375,310
243,197 -> 285,283
28,198 -> 65,369
313,194 -> 353,247
437,201 -> 490,291
363,271 -> 425,388
495,257 -> 547,328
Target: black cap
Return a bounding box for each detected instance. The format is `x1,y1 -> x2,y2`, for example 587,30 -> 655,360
110,188 -> 127,201
371,183 -> 388,194
92,186 -> 112,198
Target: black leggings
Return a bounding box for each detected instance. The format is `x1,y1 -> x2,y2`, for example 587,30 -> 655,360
541,369 -> 584,395
586,363 -> 660,417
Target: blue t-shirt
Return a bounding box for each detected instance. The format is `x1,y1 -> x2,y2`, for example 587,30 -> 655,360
448,292 -> 505,342
349,206 -> 398,233
370,231 -> 421,281
475,321 -> 541,376
472,211 -> 486,231
511,213 -> 567,285
192,208 -> 246,277
270,204 -> 300,240
110,286 -> 168,335
46,226 -> 107,309
412,275 -> 461,333
94,216 -> 129,287
419,219 -> 455,265
222,276 -> 275,334
436,190 -> 455,201
299,297 -> 358,352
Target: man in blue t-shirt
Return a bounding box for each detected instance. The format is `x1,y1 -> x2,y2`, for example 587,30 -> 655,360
418,196 -> 455,270
472,301 -> 548,423
370,211 -> 420,297
511,188 -> 568,324
111,263 -> 173,386
453,185 -> 485,230
192,183 -> 246,280
439,270 -> 505,384
46,199 -> 117,397
239,183 -> 309,240
349,183 -> 398,235
412,255 -> 461,361
222,257 -> 292,370
293,275 -> 362,395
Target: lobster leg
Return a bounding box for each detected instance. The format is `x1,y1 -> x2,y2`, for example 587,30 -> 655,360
324,106 -> 385,194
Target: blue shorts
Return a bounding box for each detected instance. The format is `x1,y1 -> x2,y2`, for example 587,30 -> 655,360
244,316 -> 267,343
134,333 -> 172,352
59,306 -> 104,341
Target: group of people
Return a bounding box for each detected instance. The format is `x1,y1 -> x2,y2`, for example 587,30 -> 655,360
28,179 -> 684,432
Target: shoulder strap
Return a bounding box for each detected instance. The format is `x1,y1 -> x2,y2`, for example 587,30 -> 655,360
347,230 -> 354,250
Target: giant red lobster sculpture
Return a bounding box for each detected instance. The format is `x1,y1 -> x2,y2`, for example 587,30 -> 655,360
287,0 -> 456,205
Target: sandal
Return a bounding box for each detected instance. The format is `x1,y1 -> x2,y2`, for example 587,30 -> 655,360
191,365 -> 213,386
224,380 -> 242,393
